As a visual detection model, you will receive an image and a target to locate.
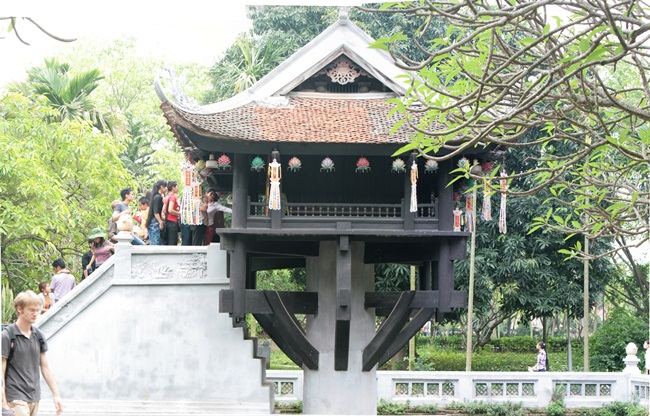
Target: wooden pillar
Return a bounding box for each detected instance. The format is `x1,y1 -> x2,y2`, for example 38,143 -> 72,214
230,235 -> 248,328
437,159 -> 454,231
232,154 -> 248,229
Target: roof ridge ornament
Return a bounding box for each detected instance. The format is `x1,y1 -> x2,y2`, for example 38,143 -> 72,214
338,6 -> 349,21
160,67 -> 200,111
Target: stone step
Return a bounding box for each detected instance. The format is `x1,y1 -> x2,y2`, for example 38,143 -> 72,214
37,399 -> 271,415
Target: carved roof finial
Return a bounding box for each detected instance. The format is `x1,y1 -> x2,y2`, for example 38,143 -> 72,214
339,6 -> 349,21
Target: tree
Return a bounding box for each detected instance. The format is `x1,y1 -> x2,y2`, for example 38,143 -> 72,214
10,58 -> 121,136
368,1 -> 650,257
452,141 -> 615,349
0,92 -> 133,292
53,37 -> 209,191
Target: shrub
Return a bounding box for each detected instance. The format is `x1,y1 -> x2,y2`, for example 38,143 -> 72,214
597,401 -> 648,416
450,401 -> 524,416
590,308 -> 649,372
546,401 -> 565,416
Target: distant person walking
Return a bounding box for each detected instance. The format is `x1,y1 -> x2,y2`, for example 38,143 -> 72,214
50,259 -> 76,303
2,290 -> 63,415
528,341 -> 548,372
145,180 -> 168,245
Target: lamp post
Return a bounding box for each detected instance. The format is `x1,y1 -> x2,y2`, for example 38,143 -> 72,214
465,161 -> 483,371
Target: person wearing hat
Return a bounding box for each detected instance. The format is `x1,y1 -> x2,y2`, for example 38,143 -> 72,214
86,228 -> 114,272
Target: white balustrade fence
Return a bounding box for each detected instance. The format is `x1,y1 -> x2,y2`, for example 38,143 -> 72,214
268,370 -> 649,409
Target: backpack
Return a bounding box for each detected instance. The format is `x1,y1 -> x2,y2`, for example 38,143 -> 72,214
3,324 -> 46,363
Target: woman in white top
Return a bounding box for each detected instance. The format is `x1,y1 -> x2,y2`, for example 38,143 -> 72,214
38,281 -> 54,314
202,189 -> 232,245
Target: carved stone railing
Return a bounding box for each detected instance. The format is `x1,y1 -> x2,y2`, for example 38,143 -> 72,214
267,370 -> 650,409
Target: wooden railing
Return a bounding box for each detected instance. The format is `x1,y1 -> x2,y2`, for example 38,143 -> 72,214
248,200 -> 437,219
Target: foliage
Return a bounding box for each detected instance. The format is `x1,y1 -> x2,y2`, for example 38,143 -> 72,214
590,308 -> 649,372
371,1 -> 650,258
375,263 -> 411,292
547,401 -> 565,416
452,142 -> 615,348
606,259 -> 649,318
9,58 -> 119,136
0,92 -> 133,292
256,268 -> 306,292
597,402 -> 648,416
274,400 -> 302,414
270,349 -> 300,370
377,399 -> 438,415
52,37 -> 204,192
447,401 -> 524,416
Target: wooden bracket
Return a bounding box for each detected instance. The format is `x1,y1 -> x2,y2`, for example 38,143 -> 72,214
362,291 -> 416,371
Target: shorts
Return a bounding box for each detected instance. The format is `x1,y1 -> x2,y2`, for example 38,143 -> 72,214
8,400 -> 39,416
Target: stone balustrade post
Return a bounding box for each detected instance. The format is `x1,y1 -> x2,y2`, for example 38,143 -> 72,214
113,231 -> 133,279
622,342 -> 641,375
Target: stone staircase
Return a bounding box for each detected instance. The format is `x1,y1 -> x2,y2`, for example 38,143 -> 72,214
35,239 -> 273,415
38,399 -> 270,415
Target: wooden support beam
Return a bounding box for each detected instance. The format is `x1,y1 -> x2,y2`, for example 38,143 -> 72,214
367,290 -> 467,316
264,290 -> 319,370
246,241 -> 320,257
377,308 -> 436,368
362,291 -> 415,371
364,242 -> 439,264
220,290 -> 318,315
250,256 -> 306,271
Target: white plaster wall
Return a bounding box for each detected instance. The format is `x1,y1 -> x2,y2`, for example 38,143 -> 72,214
36,243 -> 271,412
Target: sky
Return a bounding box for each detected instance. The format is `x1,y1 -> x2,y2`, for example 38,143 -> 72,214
1,0 -> 370,86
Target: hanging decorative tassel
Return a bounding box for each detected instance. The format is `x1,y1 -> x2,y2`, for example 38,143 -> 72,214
465,193 -> 475,233
410,161 -> 418,213
481,175 -> 492,221
453,206 -> 462,231
499,171 -> 507,234
180,159 -> 203,225
268,158 -> 282,210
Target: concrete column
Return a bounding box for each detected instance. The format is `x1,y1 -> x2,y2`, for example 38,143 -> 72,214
113,231 -> 133,279
303,241 -> 377,415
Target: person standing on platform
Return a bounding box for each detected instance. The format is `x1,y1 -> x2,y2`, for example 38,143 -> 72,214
50,259 -> 76,303
145,180 -> 168,246
164,181 -> 180,246
203,190 -> 232,245
2,290 -> 63,415
112,188 -> 145,245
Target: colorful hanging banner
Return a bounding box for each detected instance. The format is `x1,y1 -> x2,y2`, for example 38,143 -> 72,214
481,176 -> 492,221
410,161 -> 418,213
499,171 -> 507,234
268,158 -> 282,210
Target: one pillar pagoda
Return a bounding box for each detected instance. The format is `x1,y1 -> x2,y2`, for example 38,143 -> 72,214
156,10 -> 495,415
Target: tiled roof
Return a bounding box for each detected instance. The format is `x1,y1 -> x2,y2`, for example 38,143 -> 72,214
164,97 -> 414,144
